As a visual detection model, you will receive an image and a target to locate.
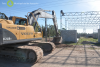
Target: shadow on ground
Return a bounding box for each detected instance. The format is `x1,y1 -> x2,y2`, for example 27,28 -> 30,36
38,41 -> 100,67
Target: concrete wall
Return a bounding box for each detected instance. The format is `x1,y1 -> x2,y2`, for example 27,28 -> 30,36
93,33 -> 98,39
61,30 -> 77,43
77,33 -> 81,38
86,34 -> 93,37
98,29 -> 100,42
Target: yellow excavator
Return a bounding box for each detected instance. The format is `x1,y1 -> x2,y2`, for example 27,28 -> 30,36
0,8 -> 62,63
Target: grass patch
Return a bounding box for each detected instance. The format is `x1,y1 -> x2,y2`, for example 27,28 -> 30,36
63,37 -> 98,45
79,37 -> 98,43
63,41 -> 76,45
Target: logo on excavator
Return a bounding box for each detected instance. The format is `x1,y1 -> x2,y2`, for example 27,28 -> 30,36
17,26 -> 25,30
7,0 -> 14,7
21,32 -> 33,35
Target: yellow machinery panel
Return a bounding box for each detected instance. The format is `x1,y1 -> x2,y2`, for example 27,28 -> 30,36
2,23 -> 20,40
26,26 -> 35,39
34,32 -> 42,38
1,19 -> 42,40
19,25 -> 26,40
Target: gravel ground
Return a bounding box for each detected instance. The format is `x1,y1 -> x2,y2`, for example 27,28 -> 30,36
0,44 -> 100,67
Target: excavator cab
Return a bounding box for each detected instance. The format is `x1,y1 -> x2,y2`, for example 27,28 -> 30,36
9,16 -> 27,25
9,16 -> 41,31
9,16 -> 42,38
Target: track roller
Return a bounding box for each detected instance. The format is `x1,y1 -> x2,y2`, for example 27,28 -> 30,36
29,42 -> 56,53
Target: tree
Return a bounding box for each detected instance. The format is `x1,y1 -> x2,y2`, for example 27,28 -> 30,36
41,25 -> 56,37
62,28 -> 66,30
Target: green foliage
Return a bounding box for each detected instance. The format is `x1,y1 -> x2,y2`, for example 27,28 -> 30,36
62,28 -> 66,30
79,37 -> 98,43
42,25 -> 57,37
33,24 -> 61,37
33,22 -> 40,32
63,37 -> 98,45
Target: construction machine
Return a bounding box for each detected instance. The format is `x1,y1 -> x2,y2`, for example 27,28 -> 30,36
0,9 -> 62,63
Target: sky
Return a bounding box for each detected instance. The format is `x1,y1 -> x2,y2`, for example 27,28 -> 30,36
0,0 -> 100,33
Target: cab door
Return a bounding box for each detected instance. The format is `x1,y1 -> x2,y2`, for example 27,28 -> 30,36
14,18 -> 26,40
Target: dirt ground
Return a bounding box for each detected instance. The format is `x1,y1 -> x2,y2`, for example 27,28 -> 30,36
0,44 -> 100,67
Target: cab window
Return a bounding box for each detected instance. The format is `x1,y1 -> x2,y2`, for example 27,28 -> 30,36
15,18 -> 27,25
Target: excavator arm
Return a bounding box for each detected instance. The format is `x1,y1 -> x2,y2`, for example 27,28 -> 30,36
27,8 -> 62,43
27,8 -> 59,37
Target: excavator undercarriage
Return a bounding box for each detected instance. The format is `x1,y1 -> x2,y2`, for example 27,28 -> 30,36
0,45 -> 43,63
0,41 -> 55,63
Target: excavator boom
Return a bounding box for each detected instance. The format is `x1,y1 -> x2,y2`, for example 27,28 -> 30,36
27,8 -> 59,37
27,8 -> 62,43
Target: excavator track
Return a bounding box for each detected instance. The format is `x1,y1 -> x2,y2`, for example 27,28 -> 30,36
0,46 -> 43,63
29,42 -> 56,53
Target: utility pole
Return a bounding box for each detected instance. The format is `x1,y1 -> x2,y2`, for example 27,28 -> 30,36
49,24 -> 50,41
45,18 -> 47,42
60,10 -> 62,30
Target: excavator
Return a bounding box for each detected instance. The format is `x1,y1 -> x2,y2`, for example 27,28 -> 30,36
0,8 -> 62,63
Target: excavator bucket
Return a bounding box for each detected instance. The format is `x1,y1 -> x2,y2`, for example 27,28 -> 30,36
53,37 -> 62,44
